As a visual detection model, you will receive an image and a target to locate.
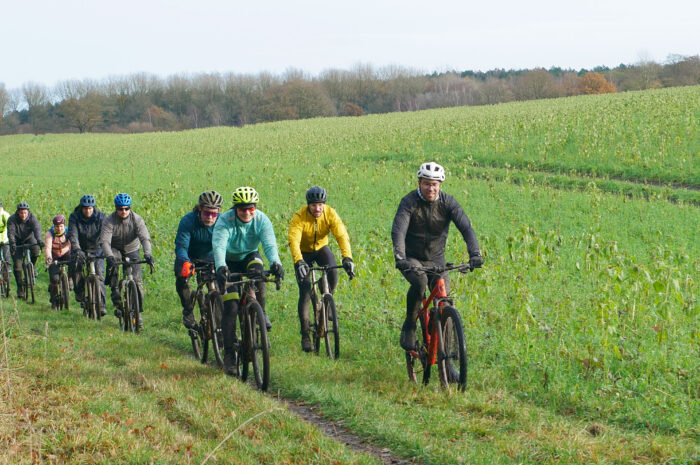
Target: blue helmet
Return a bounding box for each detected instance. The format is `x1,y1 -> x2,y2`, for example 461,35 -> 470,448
80,195 -> 96,207
114,193 -> 132,207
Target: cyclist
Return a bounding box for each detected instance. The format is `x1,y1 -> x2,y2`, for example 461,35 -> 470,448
0,201 -> 10,268
68,195 -> 108,316
44,215 -> 72,309
288,186 -> 355,352
391,162 -> 483,351
100,193 -> 153,329
7,202 -> 43,299
174,190 -> 223,329
212,186 -> 284,376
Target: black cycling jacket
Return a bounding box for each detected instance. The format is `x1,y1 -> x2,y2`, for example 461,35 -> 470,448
391,189 -> 480,263
68,205 -> 107,253
7,212 -> 43,248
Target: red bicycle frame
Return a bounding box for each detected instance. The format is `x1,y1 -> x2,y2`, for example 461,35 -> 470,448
410,277 -> 449,366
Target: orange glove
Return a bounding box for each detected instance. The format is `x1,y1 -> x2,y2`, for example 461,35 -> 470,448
181,261 -> 195,278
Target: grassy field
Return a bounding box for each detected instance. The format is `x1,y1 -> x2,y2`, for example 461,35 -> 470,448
1,85 -> 698,464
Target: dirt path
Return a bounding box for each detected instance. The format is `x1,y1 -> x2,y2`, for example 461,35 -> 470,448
281,399 -> 420,465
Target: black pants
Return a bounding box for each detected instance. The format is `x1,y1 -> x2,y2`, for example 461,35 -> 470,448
401,257 -> 449,324
296,246 -> 338,335
221,252 -> 266,353
73,256 -> 106,309
12,245 -> 41,293
107,250 -> 143,309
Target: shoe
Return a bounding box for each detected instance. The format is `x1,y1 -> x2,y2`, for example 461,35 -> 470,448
99,307 -> 107,317
301,333 -> 313,352
223,351 -> 238,377
263,312 -> 272,331
17,288 -> 25,300
400,320 -> 417,351
182,309 -> 196,329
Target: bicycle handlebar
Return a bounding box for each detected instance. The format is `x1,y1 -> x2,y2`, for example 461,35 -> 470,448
225,269 -> 282,291
113,257 -> 155,274
409,262 -> 473,274
309,265 -> 344,272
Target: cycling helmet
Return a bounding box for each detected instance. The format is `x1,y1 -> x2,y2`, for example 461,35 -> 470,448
417,162 -> 446,182
80,195 -> 96,207
231,187 -> 259,206
199,190 -> 223,209
306,186 -> 327,204
114,193 -> 132,207
53,215 -> 66,225
17,202 -> 30,210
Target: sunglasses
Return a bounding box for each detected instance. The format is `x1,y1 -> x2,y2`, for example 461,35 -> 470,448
201,210 -> 219,218
236,206 -> 256,213
117,206 -> 130,211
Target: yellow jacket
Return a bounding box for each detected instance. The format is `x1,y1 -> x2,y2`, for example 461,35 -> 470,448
288,205 -> 352,263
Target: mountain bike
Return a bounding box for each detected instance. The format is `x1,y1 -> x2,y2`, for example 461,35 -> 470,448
17,245 -> 36,304
48,258 -> 72,310
224,269 -> 281,391
405,262 -> 471,392
185,260 -> 224,366
309,265 -> 346,359
0,248 -> 10,298
115,256 -> 154,333
79,253 -> 105,320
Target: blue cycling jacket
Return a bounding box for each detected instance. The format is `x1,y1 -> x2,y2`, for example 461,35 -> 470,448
174,210 -> 216,271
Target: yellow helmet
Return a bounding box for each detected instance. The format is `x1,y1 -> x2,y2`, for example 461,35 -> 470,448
231,186 -> 259,206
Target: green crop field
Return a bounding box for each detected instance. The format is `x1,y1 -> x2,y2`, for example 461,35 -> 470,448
1,85 -> 698,464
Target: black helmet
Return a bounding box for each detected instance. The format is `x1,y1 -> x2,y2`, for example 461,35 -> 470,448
80,195 -> 96,207
17,202 -> 30,210
306,186 -> 327,204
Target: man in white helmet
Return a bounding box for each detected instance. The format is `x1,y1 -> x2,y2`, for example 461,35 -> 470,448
391,162 -> 483,351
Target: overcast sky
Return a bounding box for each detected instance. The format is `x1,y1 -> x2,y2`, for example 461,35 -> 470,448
2,0 -> 698,89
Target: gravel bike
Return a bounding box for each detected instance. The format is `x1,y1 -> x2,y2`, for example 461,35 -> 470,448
78,253 -> 105,320
0,248 -> 10,298
48,258 -> 72,310
224,269 -> 280,391
405,262 -> 471,391
115,257 -> 154,333
186,260 -> 225,366
309,264 -> 346,359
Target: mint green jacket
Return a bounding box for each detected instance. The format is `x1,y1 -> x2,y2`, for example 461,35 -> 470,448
212,209 -> 281,269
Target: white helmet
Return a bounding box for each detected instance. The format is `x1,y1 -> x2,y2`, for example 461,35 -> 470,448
417,162 -> 445,182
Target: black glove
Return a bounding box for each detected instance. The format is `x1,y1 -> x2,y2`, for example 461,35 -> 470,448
270,262 -> 284,280
106,256 -> 116,269
342,257 -> 355,279
38,241 -> 45,249
216,266 -> 229,289
395,259 -> 412,272
469,254 -> 483,269
144,253 -> 154,266
75,249 -> 86,266
294,260 -> 309,281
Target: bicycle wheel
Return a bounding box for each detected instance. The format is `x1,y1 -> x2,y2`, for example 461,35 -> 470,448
405,316 -> 430,385
322,294 -> 339,359
207,292 -> 225,367
0,262 -> 10,298
248,302 -> 270,391
126,280 -> 140,333
311,292 -> 322,354
24,262 -> 35,304
85,276 -> 98,319
439,306 -> 468,391
60,272 -> 70,311
194,295 -> 207,363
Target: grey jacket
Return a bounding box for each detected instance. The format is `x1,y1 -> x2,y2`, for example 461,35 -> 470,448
100,211 -> 152,258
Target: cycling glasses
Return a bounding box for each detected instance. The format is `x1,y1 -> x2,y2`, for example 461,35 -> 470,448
117,206 -> 130,212
201,210 -> 219,218
236,206 -> 256,213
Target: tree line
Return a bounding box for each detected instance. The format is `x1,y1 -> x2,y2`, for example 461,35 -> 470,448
0,55 -> 698,135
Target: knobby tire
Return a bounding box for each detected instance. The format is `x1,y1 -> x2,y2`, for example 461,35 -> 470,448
126,280 -> 140,333
249,302 -> 270,391
440,306 -> 468,391
207,292 -> 225,367
322,294 -> 339,359
60,272 -> 70,311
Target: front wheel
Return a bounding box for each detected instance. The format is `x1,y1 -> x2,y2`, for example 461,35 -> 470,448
207,292 -> 225,367
438,306 -> 468,391
322,294 -> 339,359
0,262 -> 10,298
24,262 -> 35,304
125,280 -> 141,333
60,272 -> 70,310
85,275 -> 98,319
248,302 -> 270,391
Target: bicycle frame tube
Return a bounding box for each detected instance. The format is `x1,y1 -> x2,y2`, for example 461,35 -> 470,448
418,277 -> 449,366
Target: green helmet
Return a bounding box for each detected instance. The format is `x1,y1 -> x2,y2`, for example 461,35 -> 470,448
231,187 -> 259,206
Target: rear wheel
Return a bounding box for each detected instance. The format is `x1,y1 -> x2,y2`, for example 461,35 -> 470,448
126,280 -> 140,333
439,306 -> 468,391
322,294 -> 339,359
207,293 -> 225,367
0,262 -> 10,298
60,272 -> 70,310
248,302 -> 270,391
